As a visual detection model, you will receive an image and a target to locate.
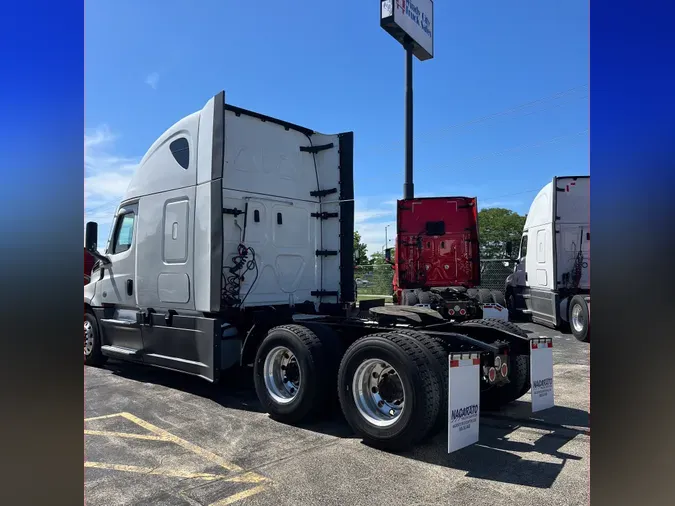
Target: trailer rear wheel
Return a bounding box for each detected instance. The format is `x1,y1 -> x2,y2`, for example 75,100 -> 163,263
389,329 -> 448,437
569,296 -> 590,342
301,322 -> 344,412
254,324 -> 331,424
338,332 -> 440,450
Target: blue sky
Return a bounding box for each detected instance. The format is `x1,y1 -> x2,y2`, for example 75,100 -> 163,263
85,0 -> 589,255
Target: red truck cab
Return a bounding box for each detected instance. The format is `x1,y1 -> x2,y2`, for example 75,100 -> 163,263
84,249 -> 95,285
387,196 -> 507,320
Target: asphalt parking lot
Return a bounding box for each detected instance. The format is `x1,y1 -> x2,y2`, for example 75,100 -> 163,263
85,321 -> 590,506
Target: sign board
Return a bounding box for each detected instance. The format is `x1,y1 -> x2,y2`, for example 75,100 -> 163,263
530,337 -> 555,412
481,303 -> 509,322
448,352 -> 480,453
381,0 -> 434,61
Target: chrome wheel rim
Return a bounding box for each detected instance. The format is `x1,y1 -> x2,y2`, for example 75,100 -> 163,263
84,320 -> 94,356
571,304 -> 584,333
263,346 -> 301,404
352,359 -> 405,427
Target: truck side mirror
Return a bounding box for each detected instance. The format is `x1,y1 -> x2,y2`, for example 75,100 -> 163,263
505,241 -> 513,258
85,221 -> 111,265
354,249 -> 361,265
85,222 -> 98,252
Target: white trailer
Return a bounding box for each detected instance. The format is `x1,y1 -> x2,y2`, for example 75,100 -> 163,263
505,176 -> 590,342
84,91 -> 552,451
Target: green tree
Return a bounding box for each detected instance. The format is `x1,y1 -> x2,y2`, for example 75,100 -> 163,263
370,248 -> 395,265
353,231 -> 369,265
477,208 -> 526,259
370,251 -> 385,264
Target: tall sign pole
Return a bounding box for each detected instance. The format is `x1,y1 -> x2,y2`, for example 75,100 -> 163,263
404,37 -> 414,199
381,0 -> 434,200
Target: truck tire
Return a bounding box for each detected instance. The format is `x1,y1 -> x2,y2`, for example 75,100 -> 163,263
301,322 -> 344,412
402,290 -> 419,306
416,290 -> 433,305
84,312 -> 107,366
468,318 -> 528,339
477,289 -> 493,304
338,332 -> 441,450
457,318 -> 531,407
569,295 -> 590,342
389,329 -> 448,437
254,324 -> 333,424
490,290 -> 507,308
505,288 -> 519,317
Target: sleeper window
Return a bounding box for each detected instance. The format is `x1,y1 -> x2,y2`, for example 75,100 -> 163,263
170,137 -> 190,169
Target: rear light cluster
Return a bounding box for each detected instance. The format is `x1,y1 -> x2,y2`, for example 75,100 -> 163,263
484,354 -> 509,383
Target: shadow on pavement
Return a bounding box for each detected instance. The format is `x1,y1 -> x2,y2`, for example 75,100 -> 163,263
388,402 -> 589,489
99,361 -> 588,488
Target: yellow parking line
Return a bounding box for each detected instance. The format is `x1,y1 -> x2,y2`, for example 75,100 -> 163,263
85,413 -> 123,422
85,462 -> 224,481
85,430 -> 167,441
117,412 -> 244,472
209,485 -> 267,505
225,472 -> 268,484
84,411 -> 270,504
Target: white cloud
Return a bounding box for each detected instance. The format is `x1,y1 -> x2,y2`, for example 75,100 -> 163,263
354,196 -> 397,256
145,72 -> 160,90
84,125 -> 140,248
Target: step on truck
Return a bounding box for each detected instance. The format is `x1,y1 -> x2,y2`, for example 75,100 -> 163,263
505,176 -> 590,342
84,91 -> 548,451
385,196 -> 509,322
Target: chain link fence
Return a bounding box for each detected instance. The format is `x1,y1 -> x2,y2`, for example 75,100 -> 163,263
354,259 -> 515,298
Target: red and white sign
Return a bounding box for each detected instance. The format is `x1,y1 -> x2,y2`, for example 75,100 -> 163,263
448,352 -> 480,453
530,337 -> 554,412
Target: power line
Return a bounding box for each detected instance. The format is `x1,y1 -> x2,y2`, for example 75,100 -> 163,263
432,129 -> 589,171
366,84 -> 589,152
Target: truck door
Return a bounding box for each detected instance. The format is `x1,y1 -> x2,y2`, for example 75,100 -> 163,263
95,203 -> 144,356
511,232 -> 529,308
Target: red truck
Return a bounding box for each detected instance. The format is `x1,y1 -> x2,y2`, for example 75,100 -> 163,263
84,249 -> 95,285
385,196 -> 508,321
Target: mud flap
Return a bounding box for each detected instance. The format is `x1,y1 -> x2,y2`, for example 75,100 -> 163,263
448,352 -> 481,453
481,303 -> 509,321
530,337 -> 554,412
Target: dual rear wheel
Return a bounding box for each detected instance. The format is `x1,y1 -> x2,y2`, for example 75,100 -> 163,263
253,325 -> 441,450
254,321 -> 530,450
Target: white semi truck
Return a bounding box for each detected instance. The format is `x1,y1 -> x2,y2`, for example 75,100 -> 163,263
84,91 -> 547,450
505,176 -> 590,342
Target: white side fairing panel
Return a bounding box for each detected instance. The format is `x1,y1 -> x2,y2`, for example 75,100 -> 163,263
220,110 -> 346,308
555,176 -> 590,290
